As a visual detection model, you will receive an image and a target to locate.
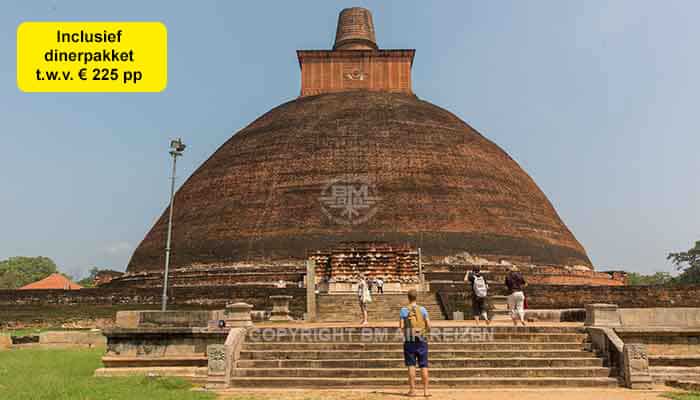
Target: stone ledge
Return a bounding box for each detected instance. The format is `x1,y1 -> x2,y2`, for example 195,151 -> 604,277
614,327 -> 700,335
94,366 -> 207,380
103,327 -> 226,335
102,356 -> 208,367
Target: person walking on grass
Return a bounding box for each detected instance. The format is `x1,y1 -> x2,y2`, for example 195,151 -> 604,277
465,267 -> 490,325
357,274 -> 372,325
400,289 -> 431,397
505,265 -> 527,326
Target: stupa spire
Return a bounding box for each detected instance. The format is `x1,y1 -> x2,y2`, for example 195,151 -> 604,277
333,7 -> 378,50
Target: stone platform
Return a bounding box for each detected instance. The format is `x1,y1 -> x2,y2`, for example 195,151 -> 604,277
228,324 -> 617,388
92,304 -> 700,390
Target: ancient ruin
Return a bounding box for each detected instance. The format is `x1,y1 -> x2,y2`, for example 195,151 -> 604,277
122,6 -> 597,289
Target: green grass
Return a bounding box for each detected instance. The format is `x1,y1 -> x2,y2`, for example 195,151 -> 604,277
0,348 -> 216,400
664,393 -> 700,400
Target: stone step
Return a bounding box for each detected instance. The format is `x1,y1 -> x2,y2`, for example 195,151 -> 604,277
234,367 -> 612,379
237,357 -> 604,369
319,299 -> 442,304
95,366 -> 208,384
227,376 -> 619,388
319,300 -> 442,305
244,341 -> 586,351
246,326 -> 585,334
319,302 -> 442,307
245,333 -> 588,343
317,294 -> 446,320
240,350 -> 596,360
650,366 -> 700,383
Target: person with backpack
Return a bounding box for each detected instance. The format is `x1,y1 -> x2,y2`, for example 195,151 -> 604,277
465,267 -> 490,325
357,274 -> 372,325
399,288 -> 431,397
505,265 -> 527,326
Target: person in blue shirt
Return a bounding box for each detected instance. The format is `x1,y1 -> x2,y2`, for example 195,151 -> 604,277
399,289 -> 431,397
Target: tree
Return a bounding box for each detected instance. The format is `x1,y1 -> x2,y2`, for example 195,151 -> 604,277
668,241 -> 700,284
0,256 -> 58,289
626,271 -> 673,286
77,267 -> 100,288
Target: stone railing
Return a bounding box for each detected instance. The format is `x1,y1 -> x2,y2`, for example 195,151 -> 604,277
585,303 -> 653,389
206,327 -> 248,389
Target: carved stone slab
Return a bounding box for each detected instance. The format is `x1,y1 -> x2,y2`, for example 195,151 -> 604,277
207,344 -> 227,375
623,343 -> 652,389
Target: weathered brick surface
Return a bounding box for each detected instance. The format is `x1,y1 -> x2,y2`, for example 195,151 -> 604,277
126,91 -> 591,276
310,242 -> 418,283
0,286 -> 307,327
426,263 -> 625,287
438,285 -> 700,317
298,50 -> 414,97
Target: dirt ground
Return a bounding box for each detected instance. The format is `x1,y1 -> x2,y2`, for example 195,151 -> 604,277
217,386 -> 683,400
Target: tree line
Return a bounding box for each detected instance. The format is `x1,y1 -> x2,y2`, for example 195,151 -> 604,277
626,240 -> 700,285
0,257 -> 105,289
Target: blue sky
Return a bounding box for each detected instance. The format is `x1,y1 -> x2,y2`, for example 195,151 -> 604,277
1,1 -> 698,279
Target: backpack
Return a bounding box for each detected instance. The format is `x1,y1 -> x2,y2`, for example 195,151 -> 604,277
359,281 -> 372,303
406,305 -> 427,337
473,275 -> 488,298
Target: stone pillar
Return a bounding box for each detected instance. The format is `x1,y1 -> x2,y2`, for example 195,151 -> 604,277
306,259 -> 317,321
585,303 -> 621,327
269,295 -> 293,321
623,343 -> 652,389
224,302 -> 253,327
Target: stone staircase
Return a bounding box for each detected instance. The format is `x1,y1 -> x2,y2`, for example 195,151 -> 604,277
317,293 -> 445,321
228,326 -> 619,387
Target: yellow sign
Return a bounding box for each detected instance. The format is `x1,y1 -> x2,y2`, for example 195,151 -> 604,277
17,22 -> 167,92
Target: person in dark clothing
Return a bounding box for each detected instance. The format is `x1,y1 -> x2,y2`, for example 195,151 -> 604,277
465,267 -> 490,325
505,266 -> 527,326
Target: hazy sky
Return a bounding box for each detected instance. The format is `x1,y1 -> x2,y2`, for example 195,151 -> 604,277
1,1 -> 698,279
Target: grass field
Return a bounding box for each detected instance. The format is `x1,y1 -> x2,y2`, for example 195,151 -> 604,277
0,347 -> 698,400
0,348 -> 215,400
665,394 -> 700,400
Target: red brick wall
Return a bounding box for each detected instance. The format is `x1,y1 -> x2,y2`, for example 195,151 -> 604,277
298,50 -> 414,97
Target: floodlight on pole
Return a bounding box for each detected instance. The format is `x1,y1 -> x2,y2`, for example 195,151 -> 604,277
162,137 -> 186,312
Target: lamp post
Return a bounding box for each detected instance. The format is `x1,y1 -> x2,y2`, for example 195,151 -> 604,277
162,138 -> 186,312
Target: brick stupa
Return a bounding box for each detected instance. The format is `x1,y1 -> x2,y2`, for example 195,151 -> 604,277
125,8 -> 592,280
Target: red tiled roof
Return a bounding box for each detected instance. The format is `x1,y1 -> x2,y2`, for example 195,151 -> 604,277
19,273 -> 83,290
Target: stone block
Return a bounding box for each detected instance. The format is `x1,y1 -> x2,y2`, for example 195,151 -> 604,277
585,303 -> 620,327
225,302 -> 253,327
623,343 -> 653,389
138,311 -> 212,328
269,295 -> 293,321
39,331 -> 106,347
207,344 -> 227,375
0,335 -> 12,350
619,307 -> 700,327
115,311 -> 140,328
